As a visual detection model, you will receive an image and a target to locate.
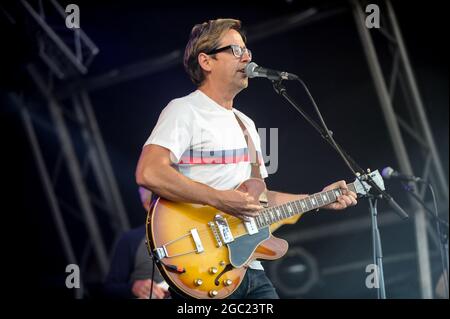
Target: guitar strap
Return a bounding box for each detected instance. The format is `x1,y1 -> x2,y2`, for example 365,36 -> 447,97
234,113 -> 269,207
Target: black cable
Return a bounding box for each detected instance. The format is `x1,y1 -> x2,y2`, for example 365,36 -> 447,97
149,255 -> 156,299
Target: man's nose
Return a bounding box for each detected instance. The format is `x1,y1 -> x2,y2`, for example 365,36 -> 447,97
241,51 -> 251,62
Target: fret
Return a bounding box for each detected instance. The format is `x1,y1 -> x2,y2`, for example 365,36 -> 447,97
262,214 -> 268,226
275,208 -> 283,220
256,215 -> 263,227
266,209 -> 273,223
264,211 -> 271,224
257,214 -> 264,227
286,203 -> 295,216
310,195 -> 317,208
274,206 -> 282,220
315,193 -> 323,207
285,203 -> 295,217
255,216 -> 261,228
280,206 -> 286,219
305,197 -> 312,211
275,207 -> 281,221
287,203 -> 294,217
272,208 -> 278,222
333,188 -> 342,199
280,205 -> 288,219
320,192 -> 329,205
299,199 -> 307,212
269,209 -> 275,223
278,204 -> 289,218
293,200 -> 301,213
327,190 -> 336,202
282,204 -> 290,218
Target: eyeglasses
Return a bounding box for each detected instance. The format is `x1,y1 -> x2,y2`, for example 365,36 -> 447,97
206,44 -> 252,60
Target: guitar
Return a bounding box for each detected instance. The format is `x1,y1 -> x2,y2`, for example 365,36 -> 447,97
145,170 -> 384,299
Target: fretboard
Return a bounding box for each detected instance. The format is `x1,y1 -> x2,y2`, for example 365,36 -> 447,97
254,183 -> 357,229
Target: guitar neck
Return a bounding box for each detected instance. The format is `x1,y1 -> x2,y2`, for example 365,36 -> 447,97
254,182 -> 357,229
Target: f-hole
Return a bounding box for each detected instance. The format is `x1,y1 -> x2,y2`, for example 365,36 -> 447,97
214,264 -> 233,286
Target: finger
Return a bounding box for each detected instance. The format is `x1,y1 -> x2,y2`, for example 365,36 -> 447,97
341,195 -> 353,206
142,283 -> 151,295
337,180 -> 348,190
140,290 -> 150,299
245,204 -> 263,212
152,287 -> 164,299
240,211 -> 257,219
243,208 -> 261,216
347,191 -> 357,199
337,198 -> 347,208
142,287 -> 150,297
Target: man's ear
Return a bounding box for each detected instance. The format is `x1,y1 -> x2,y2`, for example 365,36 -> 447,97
198,52 -> 213,72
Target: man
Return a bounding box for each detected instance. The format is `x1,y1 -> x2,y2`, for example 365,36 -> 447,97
135,18 -> 357,299
103,187 -> 170,299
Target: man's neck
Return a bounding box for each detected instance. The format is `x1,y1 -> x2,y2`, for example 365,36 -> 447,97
198,83 -> 235,110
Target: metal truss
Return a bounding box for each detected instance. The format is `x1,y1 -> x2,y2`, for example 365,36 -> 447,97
351,0 -> 448,298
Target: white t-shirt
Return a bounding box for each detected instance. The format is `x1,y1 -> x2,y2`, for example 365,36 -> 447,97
144,89 -> 267,269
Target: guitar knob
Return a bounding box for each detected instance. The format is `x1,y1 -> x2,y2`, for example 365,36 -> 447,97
209,267 -> 218,274
223,279 -> 232,286
219,261 -> 226,266
194,279 -> 203,286
209,290 -> 218,298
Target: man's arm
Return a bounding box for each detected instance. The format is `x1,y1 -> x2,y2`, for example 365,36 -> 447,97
135,144 -> 263,218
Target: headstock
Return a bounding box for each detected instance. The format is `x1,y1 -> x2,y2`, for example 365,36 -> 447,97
353,169 -> 385,197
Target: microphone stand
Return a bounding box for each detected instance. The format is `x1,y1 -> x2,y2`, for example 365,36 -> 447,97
271,79 -> 409,299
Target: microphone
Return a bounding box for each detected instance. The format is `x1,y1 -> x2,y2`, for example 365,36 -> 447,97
381,166 -> 423,182
245,62 -> 299,81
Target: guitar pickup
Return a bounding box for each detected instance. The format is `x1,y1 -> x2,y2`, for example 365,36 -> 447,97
215,215 -> 234,244
244,218 -> 259,235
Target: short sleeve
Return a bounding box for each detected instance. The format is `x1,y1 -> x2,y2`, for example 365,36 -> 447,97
144,100 -> 193,163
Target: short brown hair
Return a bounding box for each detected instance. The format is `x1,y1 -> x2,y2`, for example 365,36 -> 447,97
183,18 -> 247,86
